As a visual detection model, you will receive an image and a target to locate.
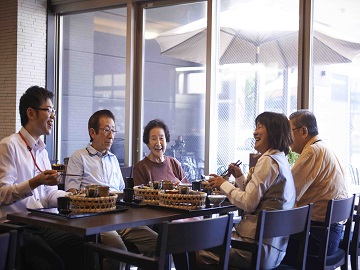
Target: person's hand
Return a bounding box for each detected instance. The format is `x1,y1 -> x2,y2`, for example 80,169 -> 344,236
173,179 -> 181,186
29,170 -> 61,189
41,170 -> 61,186
208,174 -> 227,189
227,163 -> 244,178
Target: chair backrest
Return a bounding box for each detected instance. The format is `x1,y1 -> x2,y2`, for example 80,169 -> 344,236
0,229 -> 18,270
120,166 -> 133,179
156,213 -> 234,270
231,205 -> 313,270
309,195 -> 355,270
350,198 -> 360,270
259,205 -> 313,270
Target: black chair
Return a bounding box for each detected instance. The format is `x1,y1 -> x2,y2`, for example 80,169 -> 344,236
0,225 -> 18,270
120,166 -> 133,179
0,223 -> 24,270
230,204 -> 313,270
85,213 -> 234,270
306,195 -> 355,270
350,200 -> 360,270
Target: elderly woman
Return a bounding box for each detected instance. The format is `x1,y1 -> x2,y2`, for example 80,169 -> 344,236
133,119 -> 189,186
202,111 -> 296,269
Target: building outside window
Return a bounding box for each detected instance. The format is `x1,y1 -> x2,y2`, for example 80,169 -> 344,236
56,0 -> 360,188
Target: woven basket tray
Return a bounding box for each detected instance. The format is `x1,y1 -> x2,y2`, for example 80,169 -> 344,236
69,194 -> 117,213
133,187 -> 160,205
159,191 -> 207,210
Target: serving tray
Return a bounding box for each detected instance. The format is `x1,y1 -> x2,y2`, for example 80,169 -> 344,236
26,205 -> 128,220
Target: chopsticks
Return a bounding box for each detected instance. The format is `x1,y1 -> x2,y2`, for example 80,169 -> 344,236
55,170 -> 82,177
59,173 -> 83,177
220,160 -> 242,177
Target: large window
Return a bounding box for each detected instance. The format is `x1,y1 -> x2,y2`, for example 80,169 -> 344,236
144,0 -> 299,176
312,0 -> 360,188
53,0 -> 360,187
143,2 -> 207,181
60,8 -> 127,165
214,0 -> 299,173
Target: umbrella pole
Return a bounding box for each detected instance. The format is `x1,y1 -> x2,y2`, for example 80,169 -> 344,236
254,47 -> 260,119
282,68 -> 290,115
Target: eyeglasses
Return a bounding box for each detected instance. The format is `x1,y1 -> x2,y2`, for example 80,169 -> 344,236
292,126 -> 302,131
33,107 -> 56,116
98,127 -> 119,135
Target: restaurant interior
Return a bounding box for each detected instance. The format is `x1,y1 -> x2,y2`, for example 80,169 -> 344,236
1,0 -> 360,269
1,0 -> 360,187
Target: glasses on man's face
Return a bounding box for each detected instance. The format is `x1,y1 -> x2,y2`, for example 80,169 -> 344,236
98,127 -> 119,135
292,126 -> 302,131
33,107 -> 56,116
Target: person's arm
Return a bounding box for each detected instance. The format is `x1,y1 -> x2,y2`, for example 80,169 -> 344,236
41,153 -> 69,207
291,146 -> 319,202
112,156 -> 125,191
0,140 -> 61,206
64,152 -> 84,193
133,161 -> 149,186
171,158 -> 186,185
221,155 -> 278,212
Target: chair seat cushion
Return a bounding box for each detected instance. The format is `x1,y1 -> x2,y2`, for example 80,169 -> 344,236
306,249 -> 345,269
326,249 -> 345,266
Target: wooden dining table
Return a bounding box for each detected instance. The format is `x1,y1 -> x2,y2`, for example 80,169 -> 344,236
7,202 -> 237,269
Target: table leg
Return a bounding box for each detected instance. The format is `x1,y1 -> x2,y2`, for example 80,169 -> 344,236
84,234 -> 99,270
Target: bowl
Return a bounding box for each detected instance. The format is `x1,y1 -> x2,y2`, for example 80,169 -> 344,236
207,194 -> 227,206
110,192 -> 124,202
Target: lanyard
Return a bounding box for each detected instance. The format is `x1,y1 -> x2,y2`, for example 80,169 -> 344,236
18,132 -> 44,172
312,139 -> 322,145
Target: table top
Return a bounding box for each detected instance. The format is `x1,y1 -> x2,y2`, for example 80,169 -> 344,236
7,204 -> 237,236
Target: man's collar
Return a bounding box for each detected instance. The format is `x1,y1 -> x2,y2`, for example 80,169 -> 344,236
86,143 -> 114,157
19,127 -> 46,151
305,135 -> 321,148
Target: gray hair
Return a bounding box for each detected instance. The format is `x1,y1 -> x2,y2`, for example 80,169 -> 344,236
289,109 -> 318,137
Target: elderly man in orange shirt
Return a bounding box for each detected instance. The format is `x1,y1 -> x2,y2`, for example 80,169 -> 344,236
289,109 -> 348,256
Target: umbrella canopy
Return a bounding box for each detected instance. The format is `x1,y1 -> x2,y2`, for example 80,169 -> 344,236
155,16 -> 360,68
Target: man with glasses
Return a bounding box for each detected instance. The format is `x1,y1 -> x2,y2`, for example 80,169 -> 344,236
65,109 -> 157,270
289,109 -> 348,256
0,85 -> 84,270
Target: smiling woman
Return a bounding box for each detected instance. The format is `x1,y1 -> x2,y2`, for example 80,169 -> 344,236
204,111 -> 295,269
133,119 -> 189,187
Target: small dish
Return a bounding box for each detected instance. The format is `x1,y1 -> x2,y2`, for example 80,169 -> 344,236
207,194 -> 227,207
111,192 -> 124,202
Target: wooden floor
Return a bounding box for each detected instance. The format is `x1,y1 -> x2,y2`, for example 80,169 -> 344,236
129,255 -> 360,269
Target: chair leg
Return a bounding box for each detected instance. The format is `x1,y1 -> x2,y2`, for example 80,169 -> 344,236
350,253 -> 358,270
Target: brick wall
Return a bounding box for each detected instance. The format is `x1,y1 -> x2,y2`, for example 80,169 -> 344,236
0,0 -> 18,139
0,0 -> 47,140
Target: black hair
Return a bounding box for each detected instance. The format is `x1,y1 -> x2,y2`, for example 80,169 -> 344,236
289,109 -> 319,137
19,86 -> 54,126
255,111 -> 293,155
143,119 -> 170,144
88,109 -> 115,142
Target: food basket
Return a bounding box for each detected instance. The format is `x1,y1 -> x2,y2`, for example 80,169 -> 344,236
69,194 -> 117,213
133,187 -> 160,205
159,191 -> 207,210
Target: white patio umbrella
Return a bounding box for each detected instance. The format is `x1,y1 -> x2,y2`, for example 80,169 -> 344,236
155,12 -> 360,68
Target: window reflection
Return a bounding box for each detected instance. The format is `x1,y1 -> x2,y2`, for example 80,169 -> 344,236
61,9 -> 126,165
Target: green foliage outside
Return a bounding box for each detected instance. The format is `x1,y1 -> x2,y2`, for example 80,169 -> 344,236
287,149 -> 299,167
